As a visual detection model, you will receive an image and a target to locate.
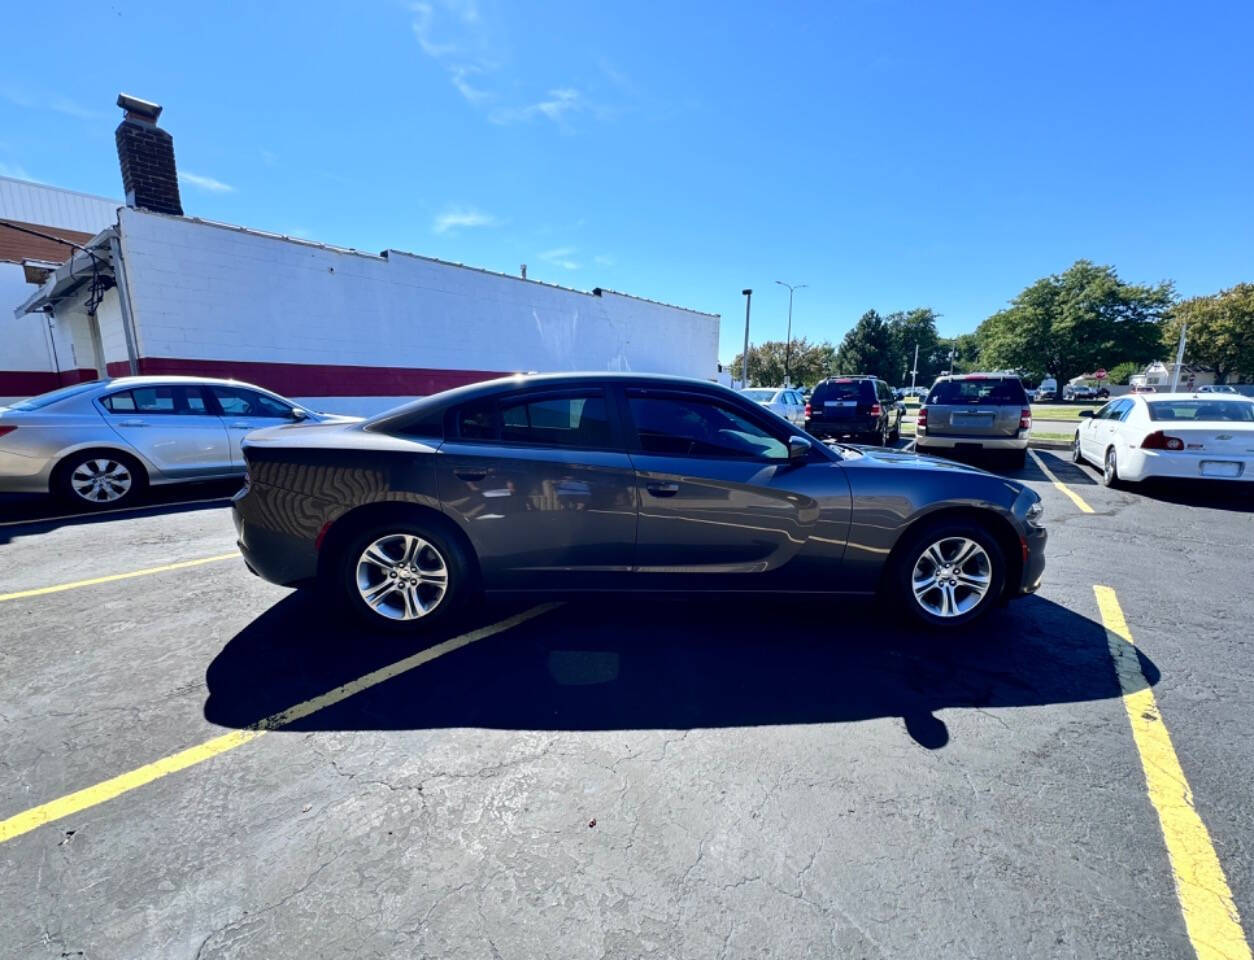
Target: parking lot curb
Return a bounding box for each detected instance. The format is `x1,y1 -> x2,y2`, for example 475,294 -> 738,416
1029,438 -> 1073,451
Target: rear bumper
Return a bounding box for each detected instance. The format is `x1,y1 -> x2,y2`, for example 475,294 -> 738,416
1119,449 -> 1254,483
806,418 -> 879,438
916,430 -> 1029,451
231,487 -> 321,586
0,447 -> 55,493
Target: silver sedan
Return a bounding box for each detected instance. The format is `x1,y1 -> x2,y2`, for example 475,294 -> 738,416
0,376 -> 354,508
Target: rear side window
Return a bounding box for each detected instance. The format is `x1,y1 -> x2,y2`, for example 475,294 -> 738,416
926,378 -> 1027,406
812,380 -> 872,403
100,385 -> 209,414
210,386 -> 293,418
1147,400 -> 1254,422
499,394 -> 612,448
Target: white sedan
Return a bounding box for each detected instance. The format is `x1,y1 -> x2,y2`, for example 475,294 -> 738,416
1071,393 -> 1254,486
740,387 -> 807,426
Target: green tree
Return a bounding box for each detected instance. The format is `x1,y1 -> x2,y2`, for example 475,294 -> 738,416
834,310 -> 894,379
730,338 -> 836,388
1106,361 -> 1142,385
1162,283 -> 1254,384
949,333 -> 983,374
885,308 -> 941,385
977,260 -> 1173,386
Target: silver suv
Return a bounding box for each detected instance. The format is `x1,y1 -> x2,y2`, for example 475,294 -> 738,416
916,374 -> 1031,467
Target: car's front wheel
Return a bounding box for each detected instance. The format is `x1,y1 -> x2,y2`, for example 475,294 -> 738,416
1072,433 -> 1084,464
53,449 -> 147,509
336,519 -> 472,633
890,520 -> 1006,628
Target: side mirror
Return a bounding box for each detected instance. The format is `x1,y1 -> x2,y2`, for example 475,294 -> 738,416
291,408 -> 309,421
1078,410 -> 1094,418
788,435 -> 812,464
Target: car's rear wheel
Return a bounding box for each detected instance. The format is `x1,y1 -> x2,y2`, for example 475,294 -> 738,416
890,520 -> 1006,628
1102,447 -> 1121,488
336,519 -> 471,633
890,417 -> 901,443
53,449 -> 147,509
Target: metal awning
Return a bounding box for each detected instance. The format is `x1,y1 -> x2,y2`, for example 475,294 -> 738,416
14,228 -> 116,318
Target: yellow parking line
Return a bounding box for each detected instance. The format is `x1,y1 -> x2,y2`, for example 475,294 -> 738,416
0,602 -> 558,844
0,553 -> 239,603
1029,449 -> 1094,513
1095,586 -> 1251,960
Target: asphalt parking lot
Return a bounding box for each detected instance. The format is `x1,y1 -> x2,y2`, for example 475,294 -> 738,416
1,450 -> 1251,959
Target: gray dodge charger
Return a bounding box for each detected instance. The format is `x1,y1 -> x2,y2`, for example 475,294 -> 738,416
232,373 -> 1046,632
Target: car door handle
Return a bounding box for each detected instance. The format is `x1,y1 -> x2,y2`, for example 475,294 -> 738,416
454,469 -> 487,481
117,419 -> 148,427
229,422 -> 252,430
646,482 -> 680,497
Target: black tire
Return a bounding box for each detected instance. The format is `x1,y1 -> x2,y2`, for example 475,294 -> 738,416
334,516 -> 473,634
1071,433 -> 1084,464
888,518 -> 1007,629
1101,447 -> 1122,488
52,448 -> 147,510
890,416 -> 901,443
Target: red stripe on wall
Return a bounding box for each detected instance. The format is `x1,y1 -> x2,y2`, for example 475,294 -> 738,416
103,357 -> 513,397
0,369 -> 100,396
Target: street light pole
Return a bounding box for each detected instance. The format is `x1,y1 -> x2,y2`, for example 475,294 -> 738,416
775,280 -> 807,387
741,289 -> 753,388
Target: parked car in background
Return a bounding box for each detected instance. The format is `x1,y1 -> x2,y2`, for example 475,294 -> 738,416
803,376 -> 902,445
916,374 -> 1032,467
1072,394 -> 1254,487
1033,378 -> 1059,402
740,386 -> 807,426
1063,384 -> 1110,401
233,372 -> 1046,632
1130,384 -> 1158,395
0,377 -> 354,508
1198,384 -> 1238,394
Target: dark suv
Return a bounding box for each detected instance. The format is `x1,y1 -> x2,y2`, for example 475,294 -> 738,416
805,376 -> 902,445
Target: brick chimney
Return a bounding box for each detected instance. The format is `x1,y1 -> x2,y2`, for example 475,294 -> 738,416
114,93 -> 183,216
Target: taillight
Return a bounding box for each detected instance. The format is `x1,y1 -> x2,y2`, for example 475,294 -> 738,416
1142,431 -> 1183,451
0,425 -> 16,439
1019,408 -> 1032,430
804,402 -> 811,418
917,407 -> 928,429
869,403 -> 881,416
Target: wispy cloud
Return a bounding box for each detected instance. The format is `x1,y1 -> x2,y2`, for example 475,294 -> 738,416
593,254 -> 615,268
408,3 -> 598,130
432,206 -> 500,234
260,148 -> 279,167
539,246 -> 580,270
0,161 -> 36,181
489,88 -> 582,129
179,171 -> 236,193
2,88 -> 106,120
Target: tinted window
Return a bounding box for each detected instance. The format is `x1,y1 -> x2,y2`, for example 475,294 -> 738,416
926,378 -> 1027,406
210,386 -> 293,418
628,393 -> 787,460
812,380 -> 872,403
499,394 -> 612,448
1147,400 -> 1254,422
101,385 -> 209,414
456,398 -> 498,439
9,381 -> 100,411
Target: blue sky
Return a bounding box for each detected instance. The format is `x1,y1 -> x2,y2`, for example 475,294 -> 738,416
3,0 -> 1251,365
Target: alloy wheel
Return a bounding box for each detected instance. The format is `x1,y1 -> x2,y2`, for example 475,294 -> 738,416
355,533 -> 449,621
911,536 -> 992,619
1104,449 -> 1117,485
70,458 -> 132,503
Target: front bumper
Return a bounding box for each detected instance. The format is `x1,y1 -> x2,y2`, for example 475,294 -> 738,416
1019,524 -> 1047,595
916,430 -> 1029,451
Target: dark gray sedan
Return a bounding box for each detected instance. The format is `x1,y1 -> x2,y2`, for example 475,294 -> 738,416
232,373 -> 1046,631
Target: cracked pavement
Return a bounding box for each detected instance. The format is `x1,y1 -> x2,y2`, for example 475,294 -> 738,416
0,459 -> 1251,958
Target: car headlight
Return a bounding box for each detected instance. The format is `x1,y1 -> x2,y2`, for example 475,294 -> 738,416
1025,500 -> 1045,528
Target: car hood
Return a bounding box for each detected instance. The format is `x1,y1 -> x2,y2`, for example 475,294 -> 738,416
845,444 -> 1003,477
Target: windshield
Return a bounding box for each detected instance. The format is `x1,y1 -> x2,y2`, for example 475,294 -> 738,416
1147,400 -> 1254,422
6,381 -> 101,411
927,378 -> 1027,406
741,389 -> 776,402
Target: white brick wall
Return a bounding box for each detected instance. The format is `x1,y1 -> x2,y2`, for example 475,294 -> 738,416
117,209 -> 719,379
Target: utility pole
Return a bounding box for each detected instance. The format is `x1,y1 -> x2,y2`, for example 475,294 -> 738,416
741,289 -> 753,389
910,343 -> 919,392
1170,323 -> 1188,392
775,280 -> 807,386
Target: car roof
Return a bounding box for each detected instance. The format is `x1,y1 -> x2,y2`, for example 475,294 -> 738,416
931,372 -> 1023,382
1132,392 -> 1254,402
97,375 -> 264,389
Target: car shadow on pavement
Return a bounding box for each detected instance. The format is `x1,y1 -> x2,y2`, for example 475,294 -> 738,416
0,480 -> 239,544
1122,478 -> 1254,513
1034,451 -> 1099,486
204,591 -> 1158,750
